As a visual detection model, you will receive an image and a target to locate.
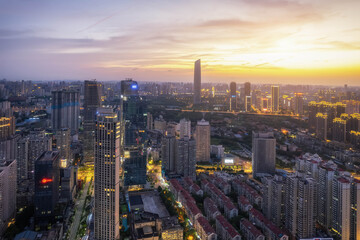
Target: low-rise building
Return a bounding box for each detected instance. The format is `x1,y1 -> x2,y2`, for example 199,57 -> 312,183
238,196 -> 252,212
204,197 -> 221,220
195,216 -> 217,240
215,215 -> 241,240
239,218 -> 265,240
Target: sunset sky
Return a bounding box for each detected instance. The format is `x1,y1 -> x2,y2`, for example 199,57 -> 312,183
1,0 -> 359,85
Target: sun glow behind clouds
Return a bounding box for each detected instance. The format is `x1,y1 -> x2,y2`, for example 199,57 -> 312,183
0,0 -> 359,84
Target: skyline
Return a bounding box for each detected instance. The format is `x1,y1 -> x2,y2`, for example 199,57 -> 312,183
1,0 -> 360,85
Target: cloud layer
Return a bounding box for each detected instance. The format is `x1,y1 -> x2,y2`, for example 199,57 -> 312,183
0,0 -> 359,85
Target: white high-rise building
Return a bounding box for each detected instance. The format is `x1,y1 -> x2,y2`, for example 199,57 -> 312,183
179,118 -> 191,138
195,119 -> 210,162
94,108 -> 120,240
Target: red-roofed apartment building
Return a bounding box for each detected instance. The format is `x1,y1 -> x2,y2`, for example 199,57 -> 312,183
215,215 -> 241,240
195,216 -> 217,240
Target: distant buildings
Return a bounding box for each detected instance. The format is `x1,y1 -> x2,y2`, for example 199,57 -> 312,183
229,82 -> 237,111
51,89 -> 80,133
195,119 -> 210,162
294,93 -> 304,115
271,86 -> 280,112
252,132 -> 276,176
94,108 -> 120,240
316,113 -> 328,140
34,151 -> 60,228
0,160 -> 17,235
245,95 -> 252,112
194,59 -> 201,104
244,82 -> 251,104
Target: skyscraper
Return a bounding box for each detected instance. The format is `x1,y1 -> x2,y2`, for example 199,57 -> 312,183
252,132 -> 276,176
34,151 -> 60,228
83,80 -> 102,128
229,82 -> 237,111
94,108 -> 120,240
52,89 -> 80,133
271,86 -> 280,112
193,59 -> 201,104
195,119 -> 210,162
244,82 -> 251,98
121,79 -> 147,187
83,80 -> 102,163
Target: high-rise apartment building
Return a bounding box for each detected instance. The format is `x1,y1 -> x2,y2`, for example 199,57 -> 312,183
175,136 -> 196,180
262,176 -> 285,227
162,134 -> 176,174
271,86 -> 280,112
193,59 -> 201,104
331,176 -> 360,240
195,119 -> 210,162
252,132 -> 276,176
0,160 -> 17,235
317,166 -> 335,228
316,113 -> 328,140
17,138 -> 29,181
34,151 -> 60,228
52,90 -> 80,133
94,108 -> 120,240
179,118 -> 191,138
162,135 -> 196,180
284,175 -> 316,239
28,131 -> 52,181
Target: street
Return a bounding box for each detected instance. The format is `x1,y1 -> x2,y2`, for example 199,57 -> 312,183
68,180 -> 90,240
